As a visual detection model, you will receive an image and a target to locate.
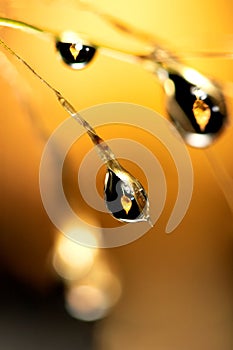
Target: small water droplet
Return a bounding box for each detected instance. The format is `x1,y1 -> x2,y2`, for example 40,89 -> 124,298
56,41 -> 96,69
104,168 -> 150,223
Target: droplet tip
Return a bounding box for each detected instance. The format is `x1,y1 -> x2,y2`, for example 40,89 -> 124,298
147,217 -> 154,228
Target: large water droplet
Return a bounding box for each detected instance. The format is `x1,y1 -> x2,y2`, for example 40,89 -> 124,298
104,168 -> 150,223
160,67 -> 228,148
56,41 -> 96,69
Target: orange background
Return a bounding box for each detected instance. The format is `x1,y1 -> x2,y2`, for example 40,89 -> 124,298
1,1 -> 233,349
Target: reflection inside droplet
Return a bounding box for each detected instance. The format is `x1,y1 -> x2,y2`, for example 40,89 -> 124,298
121,195 -> 132,214
56,41 -> 96,69
104,167 -> 150,224
192,99 -> 211,131
161,69 -> 228,147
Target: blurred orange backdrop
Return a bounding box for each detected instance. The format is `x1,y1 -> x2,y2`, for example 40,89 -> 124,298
1,1 -> 233,349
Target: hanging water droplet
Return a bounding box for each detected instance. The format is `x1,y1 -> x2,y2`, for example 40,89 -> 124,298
159,65 -> 228,148
56,41 -> 96,69
104,168 -> 150,223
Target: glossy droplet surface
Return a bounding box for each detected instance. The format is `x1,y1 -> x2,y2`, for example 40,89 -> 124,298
164,71 -> 227,148
56,41 -> 96,69
104,169 -> 149,223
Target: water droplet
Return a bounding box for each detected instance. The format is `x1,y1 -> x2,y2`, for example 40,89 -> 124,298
104,168 -> 150,223
161,69 -> 228,147
56,41 -> 96,69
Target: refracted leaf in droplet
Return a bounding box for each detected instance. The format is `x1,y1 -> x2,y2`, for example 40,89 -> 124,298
69,44 -> 80,60
192,99 -> 211,131
104,168 -> 150,223
121,195 -> 132,215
